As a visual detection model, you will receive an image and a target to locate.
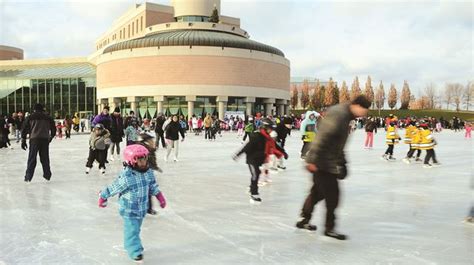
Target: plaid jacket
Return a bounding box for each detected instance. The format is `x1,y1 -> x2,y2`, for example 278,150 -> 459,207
100,167 -> 161,219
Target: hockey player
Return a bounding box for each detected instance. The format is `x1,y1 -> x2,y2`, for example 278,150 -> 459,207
418,123 -> 440,168
402,121 -> 417,164
382,122 -> 401,161
300,111 -> 319,159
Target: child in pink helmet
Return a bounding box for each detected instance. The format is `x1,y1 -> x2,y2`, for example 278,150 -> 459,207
98,144 -> 166,262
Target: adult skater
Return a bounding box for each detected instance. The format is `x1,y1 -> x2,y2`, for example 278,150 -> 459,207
296,95 -> 371,240
164,115 -> 185,162
21,103 -> 56,182
109,107 -> 124,161
154,113 -> 167,148
364,117 -> 377,149
98,144 -> 167,263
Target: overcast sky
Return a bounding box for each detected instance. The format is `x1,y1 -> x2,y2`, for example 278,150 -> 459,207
0,0 -> 472,95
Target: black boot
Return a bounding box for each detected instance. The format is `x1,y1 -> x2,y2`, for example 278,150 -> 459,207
133,254 -> 143,263
324,230 -> 347,240
296,218 -> 317,231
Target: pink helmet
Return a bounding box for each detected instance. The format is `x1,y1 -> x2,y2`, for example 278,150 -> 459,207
123,144 -> 149,166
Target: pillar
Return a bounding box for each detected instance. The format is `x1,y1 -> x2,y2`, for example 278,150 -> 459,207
108,97 -> 121,112
263,98 -> 275,117
244,97 -> 255,117
154,96 -> 165,115
216,96 -> 228,120
127,96 -> 139,115
185,95 -> 196,119
276,99 -> 287,116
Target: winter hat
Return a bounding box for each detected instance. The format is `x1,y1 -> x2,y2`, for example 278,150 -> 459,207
103,106 -> 110,111
114,107 -> 120,113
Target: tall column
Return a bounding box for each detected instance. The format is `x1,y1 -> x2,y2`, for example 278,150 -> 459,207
154,96 -> 165,115
127,96 -> 139,115
276,99 -> 287,116
263,98 -> 275,117
216,96 -> 228,120
185,95 -> 196,119
244,97 -> 255,117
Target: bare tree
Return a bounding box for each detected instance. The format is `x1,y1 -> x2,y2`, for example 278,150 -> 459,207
339,81 -> 350,103
463,81 -> 474,111
444,83 -> 454,110
388,83 -> 398,110
424,83 -> 437,109
290,84 -> 298,109
300,79 -> 310,110
350,76 -> 362,100
447,83 -> 464,111
375,81 -> 385,111
364,76 -> 374,109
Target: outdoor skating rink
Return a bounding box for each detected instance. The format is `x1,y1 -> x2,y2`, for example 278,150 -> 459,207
0,129 -> 472,264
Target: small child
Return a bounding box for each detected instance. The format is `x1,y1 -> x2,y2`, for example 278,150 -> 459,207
85,123 -> 110,175
98,144 -> 166,263
125,120 -> 140,145
233,118 -> 284,204
56,122 -> 63,139
465,122 -> 472,139
418,123 -> 440,168
136,132 -> 163,215
259,130 -> 287,186
382,122 -> 401,161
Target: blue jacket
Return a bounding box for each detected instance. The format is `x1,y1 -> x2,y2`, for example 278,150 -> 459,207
100,167 -> 161,219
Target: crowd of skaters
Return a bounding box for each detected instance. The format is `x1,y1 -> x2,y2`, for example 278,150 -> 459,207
3,97 -> 474,263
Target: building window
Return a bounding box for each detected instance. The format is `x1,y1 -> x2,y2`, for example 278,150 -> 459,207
140,16 -> 143,31
132,22 -> 134,36
128,25 -> 130,38
136,19 -> 139,33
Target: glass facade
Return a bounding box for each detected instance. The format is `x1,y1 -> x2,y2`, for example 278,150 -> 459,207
195,96 -> 216,117
227,97 -> 246,112
0,78 -> 96,118
176,16 -> 209,22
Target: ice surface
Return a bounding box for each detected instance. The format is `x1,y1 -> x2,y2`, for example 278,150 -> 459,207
0,130 -> 472,264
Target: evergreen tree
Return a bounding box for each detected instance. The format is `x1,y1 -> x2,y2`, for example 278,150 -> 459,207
375,81 -> 385,110
339,81 -> 350,103
350,76 -> 362,100
400,80 -> 411,109
324,77 -> 337,107
209,7 -> 219,23
310,79 -> 322,110
388,84 -> 398,110
364,76 -> 374,108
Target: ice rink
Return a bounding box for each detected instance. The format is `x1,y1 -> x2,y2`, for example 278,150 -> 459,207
0,129 -> 472,264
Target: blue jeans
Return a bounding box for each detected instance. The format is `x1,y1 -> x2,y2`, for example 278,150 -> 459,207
123,217 -> 144,259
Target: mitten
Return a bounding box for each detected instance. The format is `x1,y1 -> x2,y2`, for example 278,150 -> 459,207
21,140 -> 28,150
336,165 -> 347,180
98,196 -> 108,208
156,192 -> 166,208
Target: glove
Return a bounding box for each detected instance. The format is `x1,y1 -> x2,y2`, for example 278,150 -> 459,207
232,154 -> 239,161
283,152 -> 289,160
156,192 -> 166,208
98,196 -> 108,208
336,165 -> 347,180
181,138 -> 185,142
21,140 -> 28,150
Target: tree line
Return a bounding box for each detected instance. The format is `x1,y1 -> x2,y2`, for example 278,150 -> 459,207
290,77 -> 473,112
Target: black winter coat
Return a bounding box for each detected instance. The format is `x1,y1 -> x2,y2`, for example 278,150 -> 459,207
165,121 -> 185,141
235,131 -> 267,165
110,115 -> 124,143
155,116 -> 166,133
21,111 -> 55,141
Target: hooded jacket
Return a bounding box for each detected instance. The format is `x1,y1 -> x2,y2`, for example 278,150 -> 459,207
21,110 -> 55,142
300,110 -> 319,143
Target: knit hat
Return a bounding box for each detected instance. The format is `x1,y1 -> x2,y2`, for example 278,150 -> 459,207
34,103 -> 44,111
104,106 -> 110,111
114,107 -> 120,113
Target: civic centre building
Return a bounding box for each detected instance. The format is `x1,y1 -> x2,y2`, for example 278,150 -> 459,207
0,0 -> 290,119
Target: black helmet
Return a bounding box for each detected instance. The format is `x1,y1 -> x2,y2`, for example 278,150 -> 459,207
94,123 -> 104,130
137,132 -> 155,142
260,118 -> 275,129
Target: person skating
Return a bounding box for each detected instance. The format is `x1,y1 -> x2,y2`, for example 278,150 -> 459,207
21,103 -> 56,182
300,111 -> 319,159
259,130 -> 288,185
85,124 -> 110,175
98,144 -> 167,263
402,121 -> 417,164
465,122 -> 472,139
110,107 -> 125,161
296,95 -> 370,240
364,117 -> 377,149
274,116 -> 292,170
382,122 -> 401,161
14,112 -> 25,143
164,115 -> 185,162
154,113 -> 167,148
125,120 -> 140,146
242,117 -> 255,143
203,113 -> 213,140
136,132 -> 163,215
418,123 -> 440,168
63,115 -> 73,139
233,118 -> 280,204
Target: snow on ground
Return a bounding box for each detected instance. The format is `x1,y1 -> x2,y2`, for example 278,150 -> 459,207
0,129 -> 472,264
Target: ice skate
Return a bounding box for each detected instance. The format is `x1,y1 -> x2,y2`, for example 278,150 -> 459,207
163,155 -> 168,162
296,219 -> 317,231
250,194 -> 262,204
387,156 -> 396,161
432,162 -> 441,167
85,167 -> 90,174
100,168 -> 106,175
277,165 -> 286,170
133,254 -> 143,263
110,155 -> 115,161
380,154 -> 388,161
402,157 -> 411,164
423,163 -> 432,168
147,208 -> 157,215
415,158 -> 422,163
173,158 -> 179,162
324,230 -> 347,240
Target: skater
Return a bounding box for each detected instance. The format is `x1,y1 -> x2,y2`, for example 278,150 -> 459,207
110,107 -> 124,161
233,118 -> 279,203
72,113 -> 80,133
465,122 -> 472,139
125,120 -> 140,146
14,112 -> 25,143
55,122 -> 63,139
164,115 -> 185,162
274,116 -> 292,170
21,103 -> 56,182
236,118 -> 244,137
204,113 -> 212,140
382,122 -> 401,161
300,111 -> 319,159
402,121 -> 417,163
98,144 -> 167,263
364,117 -> 377,149
260,130 -> 288,185
63,115 -> 73,139
418,123 -> 440,168
296,95 -> 370,239
136,132 -> 163,215
85,123 -> 110,175
154,113 -> 167,148
242,117 -> 255,142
